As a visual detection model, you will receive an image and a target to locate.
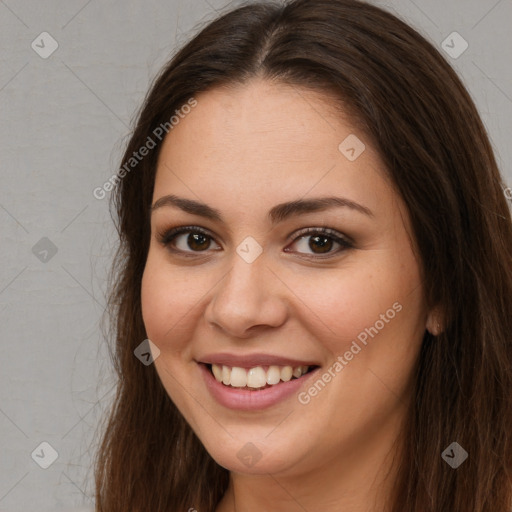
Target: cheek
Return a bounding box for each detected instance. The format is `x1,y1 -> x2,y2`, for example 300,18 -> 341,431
140,253 -> 204,412
140,260 -> 165,341
140,251 -> 198,347
289,263 -> 409,339
335,255 -> 425,388
291,251 -> 424,364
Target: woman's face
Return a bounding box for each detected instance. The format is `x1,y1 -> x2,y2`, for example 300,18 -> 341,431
141,79 -> 430,477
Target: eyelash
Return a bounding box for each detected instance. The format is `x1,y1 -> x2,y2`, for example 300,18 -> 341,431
156,225 -> 354,259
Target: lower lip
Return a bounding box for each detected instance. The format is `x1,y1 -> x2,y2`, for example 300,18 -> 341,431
199,363 -> 320,411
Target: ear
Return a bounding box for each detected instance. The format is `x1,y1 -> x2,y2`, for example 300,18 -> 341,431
426,307 -> 443,336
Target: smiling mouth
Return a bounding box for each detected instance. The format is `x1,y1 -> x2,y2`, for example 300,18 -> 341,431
206,363 -> 318,390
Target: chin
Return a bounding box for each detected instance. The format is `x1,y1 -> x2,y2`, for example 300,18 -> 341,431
200,433 -> 304,476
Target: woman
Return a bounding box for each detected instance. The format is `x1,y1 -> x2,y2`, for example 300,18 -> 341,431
94,1 -> 512,511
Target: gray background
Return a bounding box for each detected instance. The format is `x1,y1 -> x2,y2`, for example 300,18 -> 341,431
1,0 -> 511,510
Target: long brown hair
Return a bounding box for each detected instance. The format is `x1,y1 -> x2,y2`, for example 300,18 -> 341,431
94,1 -> 512,510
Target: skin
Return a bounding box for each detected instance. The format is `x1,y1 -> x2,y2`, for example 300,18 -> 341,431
141,78 -> 436,512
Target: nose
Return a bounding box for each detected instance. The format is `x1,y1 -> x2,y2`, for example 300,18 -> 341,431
204,250 -> 288,338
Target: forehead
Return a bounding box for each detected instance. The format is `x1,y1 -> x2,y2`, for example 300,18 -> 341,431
158,79 -> 355,168
153,79 -> 396,223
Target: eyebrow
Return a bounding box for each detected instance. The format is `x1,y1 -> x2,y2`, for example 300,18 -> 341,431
150,194 -> 373,223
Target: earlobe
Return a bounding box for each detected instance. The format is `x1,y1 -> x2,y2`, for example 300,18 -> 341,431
426,308 -> 443,336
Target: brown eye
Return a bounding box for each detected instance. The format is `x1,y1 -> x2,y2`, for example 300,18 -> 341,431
159,226 -> 221,254
307,234 -> 334,254
185,232 -> 211,251
286,228 -> 353,258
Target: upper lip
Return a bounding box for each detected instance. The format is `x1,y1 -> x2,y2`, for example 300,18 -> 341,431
198,353 -> 319,368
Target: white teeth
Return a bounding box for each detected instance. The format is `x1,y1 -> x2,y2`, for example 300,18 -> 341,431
230,367 -> 247,388
212,364 -> 223,382
210,363 -> 310,388
266,365 -> 281,385
221,365 -> 231,386
280,366 -> 293,382
247,367 -> 267,388
292,366 -> 303,378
